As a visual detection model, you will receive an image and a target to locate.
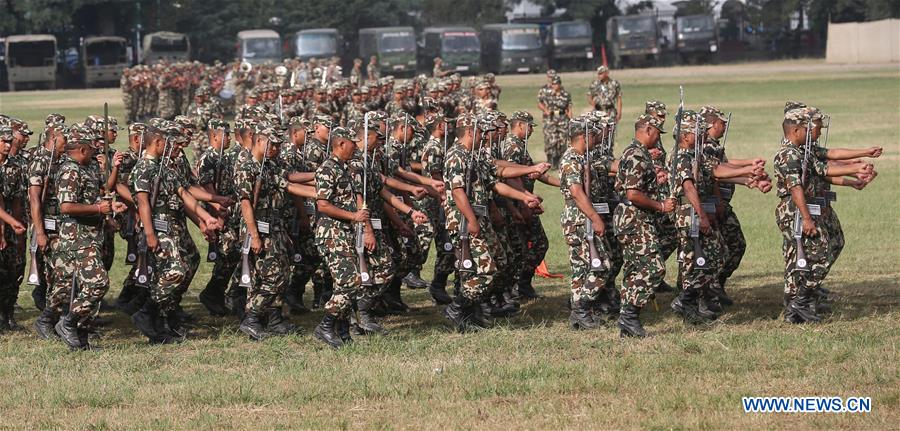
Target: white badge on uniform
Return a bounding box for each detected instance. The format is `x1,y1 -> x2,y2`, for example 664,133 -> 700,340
257,221 -> 270,234
807,204 -> 822,216
592,203 -> 610,215
152,218 -> 169,233
370,218 -> 382,230
43,218 -> 57,232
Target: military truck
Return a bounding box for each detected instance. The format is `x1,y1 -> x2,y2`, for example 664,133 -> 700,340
237,29 -> 282,65
4,34 -> 57,91
142,32 -> 190,65
674,14 -> 718,64
548,20 -> 594,70
359,27 -> 417,77
80,36 -> 129,88
419,27 -> 481,75
606,15 -> 660,68
480,24 -> 546,74
290,28 -> 342,62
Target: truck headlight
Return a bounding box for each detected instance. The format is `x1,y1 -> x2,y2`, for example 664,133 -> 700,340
651,47 -> 659,54
502,58 -> 512,64
381,61 -> 390,66
710,44 -> 718,52
407,60 -> 416,65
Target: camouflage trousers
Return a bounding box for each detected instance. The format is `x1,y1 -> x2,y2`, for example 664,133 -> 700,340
245,229 -> 290,314
102,229 -> 116,271
448,215 -> 502,301
412,197 -> 438,270
431,208 -> 457,278
718,204 -> 746,281
676,225 -> 725,292
388,218 -> 422,280
615,217 -> 665,308
517,215 -> 550,279
176,223 -> 200,302
47,239 -> 76,313
59,245 -> 110,324
602,216 -> 624,292
145,89 -> 159,118
820,208 -> 844,276
542,116 -> 569,168
491,207 -> 520,293
319,229 -> 361,319
288,214 -> 335,302
211,222 -> 242,296
776,202 -> 831,297
654,213 -> 678,263
0,244 -> 22,310
123,92 -> 135,123
365,228 -> 395,288
149,219 -> 190,313
158,91 -> 177,120
564,222 -> 612,302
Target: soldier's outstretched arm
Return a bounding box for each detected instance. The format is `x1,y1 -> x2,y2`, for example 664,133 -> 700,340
825,161 -> 871,178
287,171 -> 316,183
186,184 -> 234,207
495,160 -> 549,179
493,182 -> 541,209
625,188 -> 673,213
826,146 -> 882,160
826,176 -> 868,190
286,183 -> 316,198
381,188 -> 428,225
713,162 -> 762,180
115,183 -> 135,206
0,204 -> 25,234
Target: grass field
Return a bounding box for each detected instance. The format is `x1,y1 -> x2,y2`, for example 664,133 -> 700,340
0,59 -> 898,429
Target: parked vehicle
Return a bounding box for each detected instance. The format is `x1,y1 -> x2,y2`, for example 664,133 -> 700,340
142,32 -> 190,65
480,24 -> 546,74
606,15 -> 660,68
419,27 -> 480,75
4,34 -> 57,91
237,29 -> 282,65
81,36 -> 128,87
290,28 -> 342,61
548,20 -> 594,70
675,14 -> 718,64
359,27 -> 417,76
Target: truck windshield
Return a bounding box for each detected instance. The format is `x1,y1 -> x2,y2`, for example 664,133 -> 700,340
150,36 -> 188,52
554,22 -> 591,39
502,30 -> 541,50
679,16 -> 714,33
296,33 -> 337,56
379,33 -> 415,52
618,18 -> 655,35
442,33 -> 479,52
243,38 -> 281,58
85,40 -> 127,65
8,41 -> 55,67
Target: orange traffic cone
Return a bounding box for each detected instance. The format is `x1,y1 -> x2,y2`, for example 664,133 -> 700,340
535,260 -> 563,278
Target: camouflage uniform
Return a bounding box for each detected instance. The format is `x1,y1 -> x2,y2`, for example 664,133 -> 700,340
540,86 -> 571,168
614,137 -> 666,308
559,145 -> 611,303
589,76 -> 621,121
421,133 -> 456,280
27,145 -> 64,312
54,157 -> 110,326
349,148 -> 395,290
704,136 -> 745,285
0,133 -> 25,321
315,153 -> 362,319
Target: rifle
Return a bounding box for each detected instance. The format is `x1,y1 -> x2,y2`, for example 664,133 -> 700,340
26,131 -> 50,286
583,121 -> 607,272
435,118 -> 453,254
66,273 -> 78,317
356,112 -> 373,286
457,117 -> 478,272
689,117 -> 708,269
794,119 -> 815,271
291,131 -> 312,265
277,94 -> 285,125
205,128 -> 226,262
239,134 -> 272,288
718,113 -> 735,202
134,137 -> 173,288
124,131 -> 146,265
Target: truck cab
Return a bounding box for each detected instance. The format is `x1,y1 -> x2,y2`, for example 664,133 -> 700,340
606,15 -> 660,68
359,27 -> 417,77
81,36 -> 129,88
419,27 -> 481,75
290,28 -> 342,62
675,14 -> 718,64
548,20 -> 594,70
5,34 -> 58,91
237,29 -> 282,65
481,24 -> 546,75
142,32 -> 190,65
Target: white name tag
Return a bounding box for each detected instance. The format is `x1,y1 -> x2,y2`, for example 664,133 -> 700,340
472,204 -> 487,217
43,218 -> 57,232
592,203 -> 610,215
257,221 -> 270,234
152,219 -> 169,233
807,204 -> 822,216
370,218 -> 383,230
701,202 -> 717,214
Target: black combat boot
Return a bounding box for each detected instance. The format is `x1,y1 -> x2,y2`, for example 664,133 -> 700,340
32,284 -> 47,311
671,288 -> 712,325
710,281 -> 734,307
313,313 -> 345,348
570,299 -> 603,330
131,300 -> 172,344
120,288 -> 148,316
443,296 -> 471,333
787,287 -> 822,323
403,270 -> 428,289
356,297 -> 387,335
4,297 -> 22,331
698,288 -> 723,319
116,280 -> 140,311
654,280 -> 675,293
34,307 -> 60,339
617,304 -> 647,338
516,272 -> 542,300
312,280 -> 324,309
428,273 -> 452,305
284,274 -> 311,314
229,286 -> 247,321
55,314 -> 86,351
467,299 -> 492,330
239,311 -> 269,341
336,318 -> 354,344
198,281 -> 228,316
382,278 -> 409,314
266,308 -> 298,335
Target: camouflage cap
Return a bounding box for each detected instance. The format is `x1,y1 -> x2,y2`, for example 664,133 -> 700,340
128,122 -> 148,134
352,86 -> 365,95
803,106 -> 827,125
253,123 -> 285,144
289,116 -> 312,130
783,108 -> 810,125
45,113 -> 66,128
10,118 -> 33,135
484,73 -> 496,80
0,115 -> 9,127
546,69 -> 558,77
645,100 -> 668,116
314,115 -> 334,128
0,125 -> 12,141
423,113 -> 443,128
85,115 -> 123,132
474,112 -> 497,131
330,126 -> 359,142
208,118 -> 231,131
585,110 -> 612,128
65,123 -> 94,147
636,113 -> 666,133
494,112 -> 509,129
699,105 -> 727,123
673,110 -> 703,134
475,80 -> 491,90
568,116 -> 599,137
368,110 -> 389,123
510,110 -> 536,126
174,115 -> 196,131
596,65 -> 609,74
550,75 -> 561,85
420,96 -> 440,112
784,101 -> 807,113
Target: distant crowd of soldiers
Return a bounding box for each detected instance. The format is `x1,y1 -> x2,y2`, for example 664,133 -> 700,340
0,61 -> 881,350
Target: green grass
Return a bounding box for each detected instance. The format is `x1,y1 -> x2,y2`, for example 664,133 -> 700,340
0,60 -> 898,429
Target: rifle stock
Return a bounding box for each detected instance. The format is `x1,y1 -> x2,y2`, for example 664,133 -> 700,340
239,135 -> 271,288
357,112 -> 373,286
583,121 -> 605,272
457,117 -> 477,273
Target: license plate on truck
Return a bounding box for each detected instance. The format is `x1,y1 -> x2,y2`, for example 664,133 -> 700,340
516,67 -> 529,73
